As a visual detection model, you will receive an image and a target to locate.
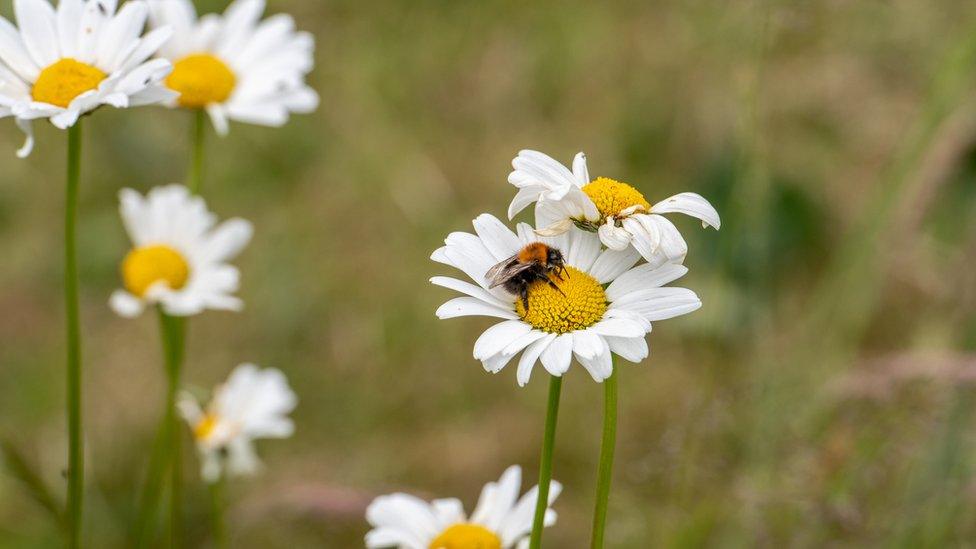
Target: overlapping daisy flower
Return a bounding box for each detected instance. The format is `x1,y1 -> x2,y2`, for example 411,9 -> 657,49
0,0 -> 177,157
178,363 -> 297,483
110,184 -> 253,318
431,214 -> 702,385
147,0 -> 318,135
508,150 -> 721,267
366,465 -> 560,549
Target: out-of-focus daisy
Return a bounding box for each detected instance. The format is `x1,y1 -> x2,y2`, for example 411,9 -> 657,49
147,0 -> 317,135
0,0 -> 176,157
431,214 -> 702,385
366,465 -> 560,549
507,150 -> 720,267
178,363 -> 296,483
109,184 -> 252,318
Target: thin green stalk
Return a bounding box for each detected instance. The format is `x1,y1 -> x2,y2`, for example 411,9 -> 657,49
133,414 -> 171,547
529,375 -> 563,549
158,310 -> 186,548
590,366 -> 618,549
209,475 -> 227,549
188,110 -> 206,194
65,121 -> 83,549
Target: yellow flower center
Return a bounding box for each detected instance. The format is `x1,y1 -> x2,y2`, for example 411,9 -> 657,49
121,244 -> 190,297
193,414 -> 219,441
516,266 -> 607,334
581,177 -> 651,218
429,524 -> 502,549
32,58 -> 107,108
166,54 -> 236,108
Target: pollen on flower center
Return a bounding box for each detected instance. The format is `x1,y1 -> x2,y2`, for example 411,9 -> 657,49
581,177 -> 651,218
32,58 -> 107,108
516,266 -> 608,334
429,523 -> 502,549
167,54 -> 236,108
121,244 -> 190,297
193,413 -> 219,441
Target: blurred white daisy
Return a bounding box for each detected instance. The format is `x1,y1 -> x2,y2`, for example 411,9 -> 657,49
178,363 -> 297,483
431,214 -> 702,385
366,465 -> 560,549
109,184 -> 252,318
147,0 -> 318,135
508,150 -> 720,267
0,0 -> 176,157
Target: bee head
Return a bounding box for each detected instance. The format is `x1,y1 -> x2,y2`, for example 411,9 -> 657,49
546,247 -> 566,275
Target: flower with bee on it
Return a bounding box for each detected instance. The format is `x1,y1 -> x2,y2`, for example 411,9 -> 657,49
0,0 -> 178,157
109,184 -> 253,318
146,0 -> 318,135
365,465 -> 560,549
432,214 -> 703,386
507,150 -> 720,268
178,363 -> 297,483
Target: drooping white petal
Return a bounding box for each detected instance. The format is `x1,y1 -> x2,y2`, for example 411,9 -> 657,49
539,333 -> 573,376
651,191 -> 721,229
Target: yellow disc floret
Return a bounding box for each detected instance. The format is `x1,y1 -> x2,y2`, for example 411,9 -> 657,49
166,54 -> 236,108
193,414 -> 219,441
581,177 -> 651,218
121,244 -> 190,297
516,266 -> 608,334
32,58 -> 107,108
429,524 -> 502,549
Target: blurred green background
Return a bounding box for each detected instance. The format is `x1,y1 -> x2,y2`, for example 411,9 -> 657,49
2,0 -> 976,546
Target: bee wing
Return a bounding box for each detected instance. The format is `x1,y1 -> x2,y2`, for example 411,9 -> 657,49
485,255 -> 533,288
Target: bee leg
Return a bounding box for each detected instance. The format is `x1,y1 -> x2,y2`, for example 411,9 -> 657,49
538,272 -> 566,297
520,287 -> 530,312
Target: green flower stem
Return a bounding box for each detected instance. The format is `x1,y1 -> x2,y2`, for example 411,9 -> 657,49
188,110 -> 206,194
529,375 -> 563,549
65,121 -> 83,549
209,475 -> 227,549
158,310 -> 186,548
133,413 -> 170,547
590,365 -> 618,549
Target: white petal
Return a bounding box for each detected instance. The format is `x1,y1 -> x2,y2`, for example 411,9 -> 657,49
571,151 -> 589,185
516,333 -> 556,387
606,336 -> 648,363
589,318 -> 647,338
472,213 -> 522,261
605,262 -> 688,301
598,219 -> 632,251
572,329 -> 603,360
539,333 -> 572,376
646,214 -> 688,264
651,192 -> 721,229
576,337 -> 613,382
430,276 -> 511,309
614,287 -> 702,321
621,215 -> 660,262
473,320 -> 532,360
15,0 -> 59,67
435,297 -> 517,320
0,16 -> 40,81
589,247 -> 640,284
108,290 -> 144,318
14,117 -> 33,158
508,186 -> 541,220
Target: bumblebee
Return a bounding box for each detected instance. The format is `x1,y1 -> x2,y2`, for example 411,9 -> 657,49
485,242 -> 568,311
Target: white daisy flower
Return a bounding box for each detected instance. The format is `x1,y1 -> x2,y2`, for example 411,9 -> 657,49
178,363 -> 297,483
366,465 -> 560,549
507,150 -> 721,267
147,0 -> 318,135
431,214 -> 703,385
109,184 -> 253,318
0,0 -> 177,157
